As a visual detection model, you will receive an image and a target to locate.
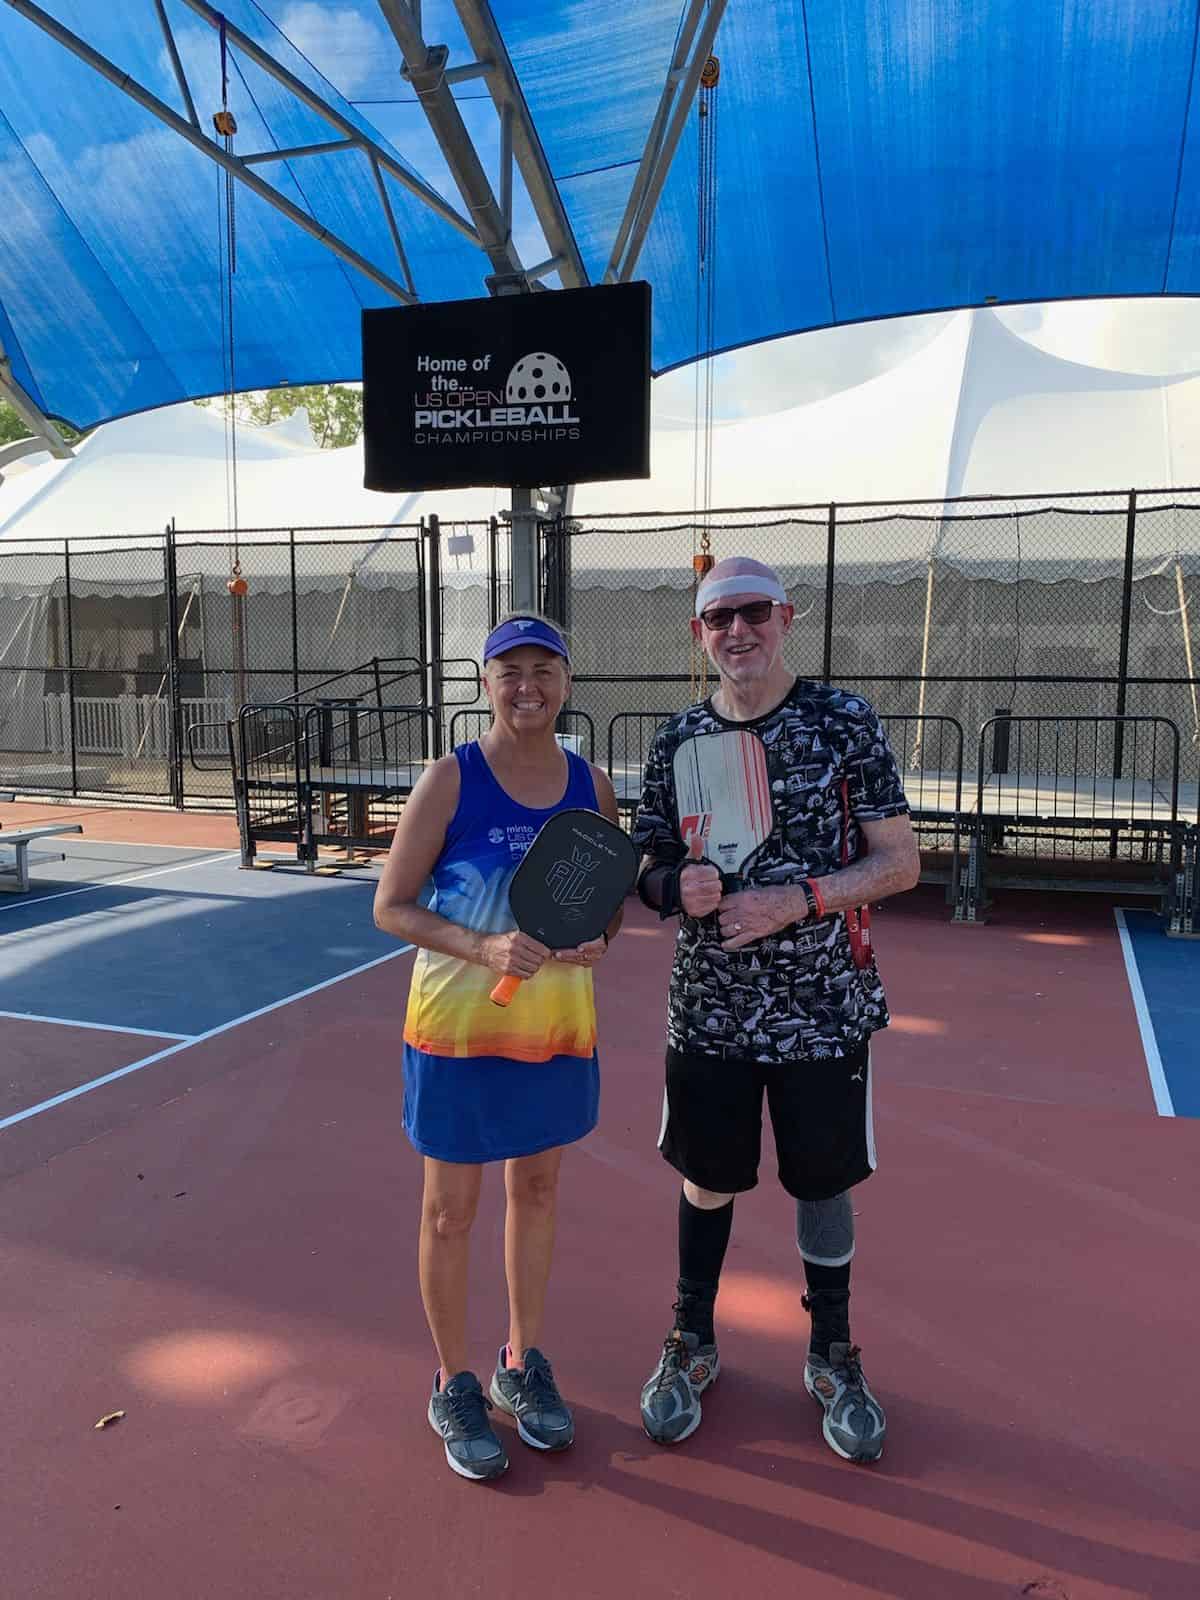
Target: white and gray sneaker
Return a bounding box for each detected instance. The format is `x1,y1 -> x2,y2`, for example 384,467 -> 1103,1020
640,1329 -> 720,1445
803,1342 -> 886,1463
489,1347 -> 575,1451
428,1371 -> 509,1481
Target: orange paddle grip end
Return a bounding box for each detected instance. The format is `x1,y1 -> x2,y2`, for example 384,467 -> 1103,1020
490,974 -> 522,1008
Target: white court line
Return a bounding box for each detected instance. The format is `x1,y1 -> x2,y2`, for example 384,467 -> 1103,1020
1113,907 -> 1176,1118
56,837 -> 234,852
0,1009 -> 192,1042
0,943 -> 411,1132
0,852 -> 241,915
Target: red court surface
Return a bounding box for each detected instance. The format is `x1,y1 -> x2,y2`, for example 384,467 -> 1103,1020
2,819 -> 1198,1600
1,800 -> 240,850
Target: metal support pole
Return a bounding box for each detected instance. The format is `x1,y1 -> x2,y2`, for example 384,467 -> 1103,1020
488,515 -> 501,628
415,526 -> 429,707
427,515 -> 445,756
541,514 -> 572,633
63,541 -> 78,796
821,504 -> 836,683
509,488 -> 539,613
0,339 -> 73,464
288,530 -> 300,701
1113,489 -> 1137,779
608,0 -> 729,284
163,524 -> 185,807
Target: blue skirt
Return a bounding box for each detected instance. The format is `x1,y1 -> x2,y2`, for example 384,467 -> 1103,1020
402,1044 -> 600,1164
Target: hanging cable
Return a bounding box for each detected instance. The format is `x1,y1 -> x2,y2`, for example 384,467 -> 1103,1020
212,18 -> 248,719
215,18 -> 241,571
690,51 -> 720,698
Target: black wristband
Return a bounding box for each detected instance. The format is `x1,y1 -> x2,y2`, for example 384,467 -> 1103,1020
637,860 -> 683,920
799,880 -> 820,920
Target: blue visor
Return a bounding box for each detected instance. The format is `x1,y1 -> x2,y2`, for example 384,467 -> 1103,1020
483,617 -> 570,663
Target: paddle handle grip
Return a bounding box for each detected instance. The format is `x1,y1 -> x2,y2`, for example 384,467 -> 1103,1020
490,973 -> 523,1008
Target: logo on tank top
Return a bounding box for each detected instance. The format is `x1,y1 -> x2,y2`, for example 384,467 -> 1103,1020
505,823 -> 537,860
488,828 -> 505,844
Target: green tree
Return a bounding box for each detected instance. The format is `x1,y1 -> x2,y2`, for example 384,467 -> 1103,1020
196,383 -> 362,448
0,399 -> 80,447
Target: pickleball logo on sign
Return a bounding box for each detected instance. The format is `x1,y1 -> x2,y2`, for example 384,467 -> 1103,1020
412,348 -> 580,448
506,353 -> 572,403
546,845 -> 599,922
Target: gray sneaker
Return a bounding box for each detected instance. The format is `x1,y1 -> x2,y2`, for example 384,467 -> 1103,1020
428,1371 -> 509,1481
804,1342 -> 886,1462
640,1329 -> 720,1445
489,1347 -> 575,1451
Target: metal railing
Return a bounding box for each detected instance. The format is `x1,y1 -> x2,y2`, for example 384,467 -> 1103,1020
447,706 -> 596,759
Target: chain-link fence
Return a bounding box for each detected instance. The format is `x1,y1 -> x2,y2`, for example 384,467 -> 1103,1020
0,525 -> 427,804
2,493 -> 1197,822
549,491 -> 1200,822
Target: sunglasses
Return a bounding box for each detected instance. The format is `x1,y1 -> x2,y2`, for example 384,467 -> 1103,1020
699,599 -> 779,631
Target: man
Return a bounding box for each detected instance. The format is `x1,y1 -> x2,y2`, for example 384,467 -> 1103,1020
632,556 -> 921,1463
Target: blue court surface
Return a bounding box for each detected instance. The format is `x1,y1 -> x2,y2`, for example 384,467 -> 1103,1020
1116,908 -> 1200,1118
0,845 -> 401,1039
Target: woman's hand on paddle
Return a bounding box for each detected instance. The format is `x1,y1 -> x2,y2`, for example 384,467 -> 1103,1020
679,833 -> 723,919
552,936 -> 608,967
478,930 -> 550,978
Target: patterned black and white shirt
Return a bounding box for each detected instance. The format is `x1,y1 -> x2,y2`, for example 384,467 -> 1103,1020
632,680 -> 909,1063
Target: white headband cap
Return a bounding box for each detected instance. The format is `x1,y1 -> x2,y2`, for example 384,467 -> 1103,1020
695,573 -> 788,618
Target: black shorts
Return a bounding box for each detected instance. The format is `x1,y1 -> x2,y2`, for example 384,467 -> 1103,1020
658,1039 -> 876,1202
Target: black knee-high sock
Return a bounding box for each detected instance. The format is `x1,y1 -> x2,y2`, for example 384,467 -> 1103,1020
675,1190 -> 734,1345
802,1259 -> 851,1361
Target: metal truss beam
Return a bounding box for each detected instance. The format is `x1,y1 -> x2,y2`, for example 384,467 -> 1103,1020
450,1 -> 589,291
376,0 -> 528,282
2,0 -> 486,310
176,0 -> 478,242
604,0 -> 728,284
0,343 -> 74,471
153,0 -> 198,129
0,434 -> 52,473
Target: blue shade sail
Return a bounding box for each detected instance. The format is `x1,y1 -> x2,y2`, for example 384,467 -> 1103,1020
2,0 -> 1200,427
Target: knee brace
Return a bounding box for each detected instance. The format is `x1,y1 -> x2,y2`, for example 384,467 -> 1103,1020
796,1191 -> 855,1267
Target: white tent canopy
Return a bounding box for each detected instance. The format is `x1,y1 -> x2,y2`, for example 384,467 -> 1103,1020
573,308 -> 1200,515
6,307 -> 1200,545
0,400 -> 504,549
3,308 -> 1200,591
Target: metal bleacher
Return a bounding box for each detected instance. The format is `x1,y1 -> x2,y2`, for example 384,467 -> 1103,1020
189,657 -> 475,870
607,707 -> 1197,936
191,678 -> 1199,933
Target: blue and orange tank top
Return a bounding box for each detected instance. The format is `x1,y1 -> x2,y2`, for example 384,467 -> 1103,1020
403,742 -> 600,1064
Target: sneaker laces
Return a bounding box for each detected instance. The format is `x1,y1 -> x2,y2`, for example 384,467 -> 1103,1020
650,1330 -> 689,1394
833,1344 -> 866,1390
520,1354 -> 562,1408
446,1384 -> 493,1436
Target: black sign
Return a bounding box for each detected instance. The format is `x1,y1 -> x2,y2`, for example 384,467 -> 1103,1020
362,281 -> 651,491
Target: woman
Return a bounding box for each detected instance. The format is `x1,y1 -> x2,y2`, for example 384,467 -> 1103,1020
373,613 -> 622,1482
